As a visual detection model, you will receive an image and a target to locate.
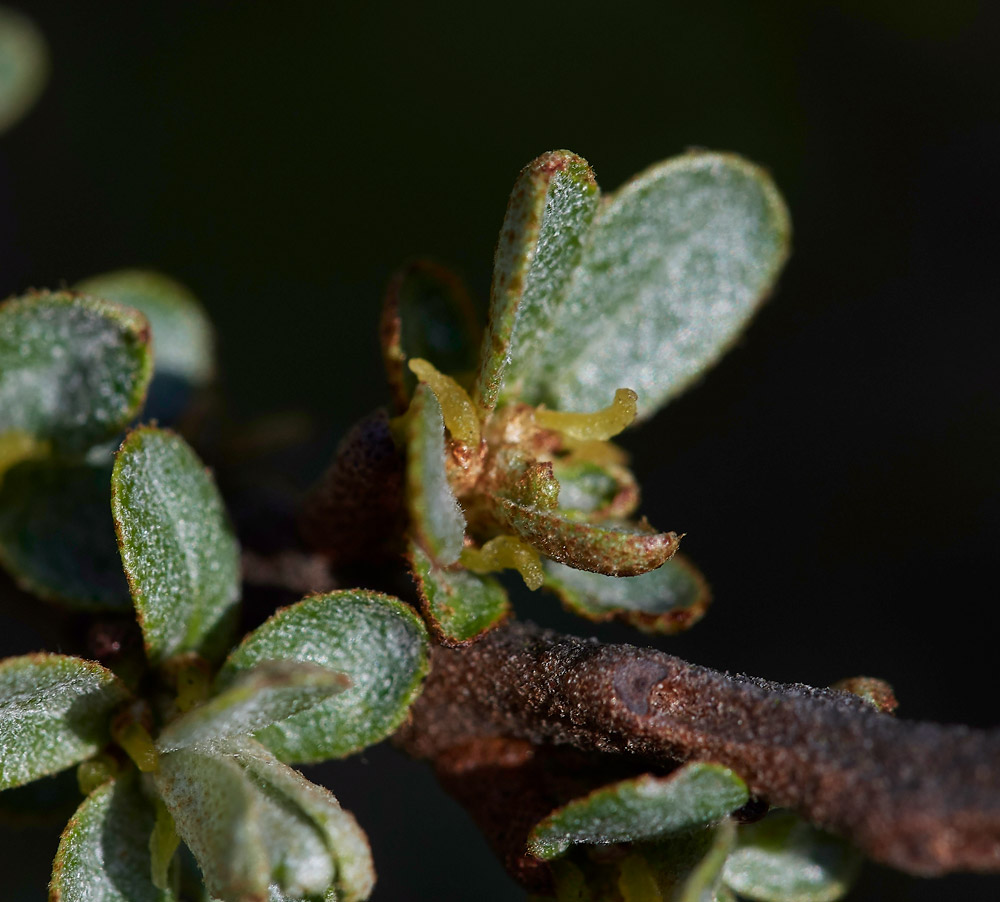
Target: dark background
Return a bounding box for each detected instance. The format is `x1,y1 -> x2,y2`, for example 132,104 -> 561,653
1,1 -> 999,899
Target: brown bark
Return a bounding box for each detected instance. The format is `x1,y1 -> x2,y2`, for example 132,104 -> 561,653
396,621 -> 1000,878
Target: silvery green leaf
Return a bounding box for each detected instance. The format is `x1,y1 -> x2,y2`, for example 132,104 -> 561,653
516,152 -> 791,421
475,150 -> 600,411
405,384 -> 465,566
218,590 -> 429,763
0,654 -> 128,790
50,776 -> 175,902
75,270 -> 215,423
493,498 -> 678,576
232,738 -> 374,902
408,541 -> 509,646
112,427 -> 240,665
155,748 -> 270,902
0,6 -> 48,133
157,661 -> 350,752
0,456 -> 130,610
722,810 -> 862,902
0,292 -> 152,452
543,555 -> 709,634
528,763 -> 748,861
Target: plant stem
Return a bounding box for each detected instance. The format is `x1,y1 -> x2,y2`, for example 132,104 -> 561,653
397,621 -> 1000,877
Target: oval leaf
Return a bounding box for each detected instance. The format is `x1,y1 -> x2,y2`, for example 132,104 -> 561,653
157,661 -> 350,752
543,555 -> 710,634
408,541 -> 509,646
217,590 -> 430,762
0,6 -> 48,133
0,457 -> 130,610
76,270 -> 215,423
155,748 -> 270,902
519,152 -> 791,421
406,384 -> 466,566
527,763 -> 748,861
380,260 -> 481,412
231,738 -> 375,902
50,777 -> 173,902
493,498 -> 679,576
475,150 -> 600,411
0,292 -> 152,452
112,427 -> 240,666
0,654 -> 128,790
722,811 -> 862,902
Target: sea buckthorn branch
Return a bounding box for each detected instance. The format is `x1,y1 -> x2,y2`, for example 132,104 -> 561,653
396,620 -> 1000,879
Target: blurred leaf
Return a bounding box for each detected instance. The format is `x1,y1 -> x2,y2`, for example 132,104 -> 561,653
380,260 -> 481,412
0,456 -> 130,609
405,383 -> 466,566
0,5 -> 48,133
155,747 -> 270,902
674,819 -> 737,902
543,555 -> 709,634
493,498 -> 679,576
0,292 -> 152,452
75,270 -> 215,423
476,150 -> 600,411
553,458 -> 638,521
408,541 -> 509,645
0,653 -> 128,790
722,810 -> 862,902
528,763 -> 748,861
50,776 -> 174,902
830,676 -> 898,714
112,427 -> 240,666
157,661 -> 350,752
218,590 -> 430,763
518,152 -> 790,421
232,737 -> 374,902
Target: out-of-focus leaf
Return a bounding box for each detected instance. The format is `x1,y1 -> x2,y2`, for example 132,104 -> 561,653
408,541 -> 509,645
543,555 -> 709,634
155,747 -> 269,902
674,819 -> 737,902
527,763 -> 748,861
112,427 -> 240,665
0,292 -> 152,452
50,776 -> 174,902
232,737 -> 374,902
217,590 -> 430,763
830,676 -> 898,714
0,6 -> 48,133
0,457 -> 130,609
722,810 -> 862,902
380,260 -> 481,412
405,384 -> 466,566
493,498 -> 678,576
517,152 -> 790,421
157,661 -> 350,752
476,150 -> 600,412
76,270 -> 214,423
0,654 -> 128,790
552,458 -> 638,521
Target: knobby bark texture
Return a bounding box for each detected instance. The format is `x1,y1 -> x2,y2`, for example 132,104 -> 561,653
396,621 -> 1000,880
